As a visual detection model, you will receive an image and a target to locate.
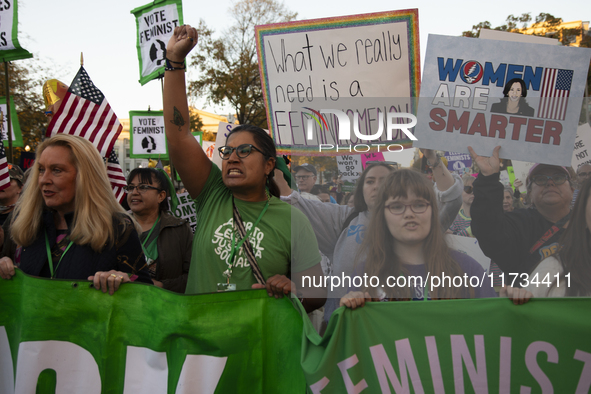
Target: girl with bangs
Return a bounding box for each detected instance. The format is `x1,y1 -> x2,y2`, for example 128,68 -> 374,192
341,169 -> 496,308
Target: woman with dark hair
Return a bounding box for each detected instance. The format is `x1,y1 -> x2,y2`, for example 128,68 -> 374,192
162,25 -> 325,312
490,78 -> 534,117
524,179 -> 591,297
340,170 -> 495,308
126,168 -> 193,293
278,151 -> 462,321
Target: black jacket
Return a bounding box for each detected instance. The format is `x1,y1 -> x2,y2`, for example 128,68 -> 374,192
471,173 -> 565,275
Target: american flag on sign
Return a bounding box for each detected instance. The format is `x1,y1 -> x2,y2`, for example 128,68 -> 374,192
106,150 -> 127,204
537,68 -> 573,121
0,144 -> 9,191
46,66 -> 122,157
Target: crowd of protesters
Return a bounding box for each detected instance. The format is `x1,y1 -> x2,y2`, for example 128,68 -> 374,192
1,25 -> 590,336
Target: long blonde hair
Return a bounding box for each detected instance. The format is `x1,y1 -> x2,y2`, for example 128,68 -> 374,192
359,169 -> 467,299
11,135 -> 128,252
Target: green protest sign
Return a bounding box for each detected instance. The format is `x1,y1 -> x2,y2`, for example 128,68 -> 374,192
301,298 -> 591,393
131,0 -> 183,86
0,0 -> 32,62
0,271 -> 306,393
129,110 -> 168,158
0,96 -> 23,147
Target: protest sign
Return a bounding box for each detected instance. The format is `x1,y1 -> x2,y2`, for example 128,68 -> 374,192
444,151 -> 472,173
0,272 -> 305,393
0,97 -> 22,147
415,35 -> 591,166
361,152 -> 385,169
302,299 -> 591,393
129,110 -> 167,158
512,160 -> 536,193
131,0 -> 183,85
572,122 -> 591,170
171,191 -> 196,232
336,154 -> 362,191
0,0 -> 31,62
256,10 -> 420,155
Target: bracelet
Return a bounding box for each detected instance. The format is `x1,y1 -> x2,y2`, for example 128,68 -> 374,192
166,58 -> 185,65
164,58 -> 186,71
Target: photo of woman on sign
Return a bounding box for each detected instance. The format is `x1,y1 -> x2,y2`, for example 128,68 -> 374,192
490,78 -> 534,117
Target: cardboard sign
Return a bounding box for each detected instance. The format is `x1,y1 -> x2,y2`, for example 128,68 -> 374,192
256,10 -> 420,155
336,154 -> 362,191
129,111 -> 167,158
0,97 -> 22,147
572,122 -> 591,170
131,0 -> 183,85
414,35 -> 591,166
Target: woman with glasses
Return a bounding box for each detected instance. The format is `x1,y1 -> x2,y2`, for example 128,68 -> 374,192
340,170 -> 495,308
125,168 -> 193,293
162,25 -> 325,311
0,135 -> 152,294
278,150 -> 462,322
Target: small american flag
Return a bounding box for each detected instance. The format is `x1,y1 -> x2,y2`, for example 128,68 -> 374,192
106,150 -> 126,204
537,68 -> 573,121
0,144 -> 9,191
46,66 -> 122,157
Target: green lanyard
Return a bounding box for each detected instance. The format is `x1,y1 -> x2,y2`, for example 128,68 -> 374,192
227,199 -> 269,279
140,214 -> 160,263
44,231 -> 74,279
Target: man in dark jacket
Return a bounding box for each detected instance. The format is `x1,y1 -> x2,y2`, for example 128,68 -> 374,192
468,146 -> 573,278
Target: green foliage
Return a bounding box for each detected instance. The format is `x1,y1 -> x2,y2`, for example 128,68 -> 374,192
188,0 -> 297,128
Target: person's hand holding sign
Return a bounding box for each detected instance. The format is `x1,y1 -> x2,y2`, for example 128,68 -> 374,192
468,145 -> 501,176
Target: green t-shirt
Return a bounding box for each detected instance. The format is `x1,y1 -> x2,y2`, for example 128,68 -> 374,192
185,165 -> 321,294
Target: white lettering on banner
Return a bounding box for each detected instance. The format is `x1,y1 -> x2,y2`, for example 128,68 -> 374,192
0,326 -> 14,394
521,341 -> 558,394
499,336 -> 512,393
370,341 -> 424,394
176,354 -> 228,394
310,377 -> 330,394
123,346 -> 168,393
14,340 -> 101,393
337,354 -> 368,394
451,335 -> 488,393
574,350 -> 591,393
424,336 -> 445,394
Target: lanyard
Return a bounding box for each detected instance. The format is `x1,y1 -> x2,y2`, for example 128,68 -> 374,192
529,212 -> 571,255
140,214 -> 160,263
141,214 -> 160,249
226,198 -> 269,280
44,231 -> 74,279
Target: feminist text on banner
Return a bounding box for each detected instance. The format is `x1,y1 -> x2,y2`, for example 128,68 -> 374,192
414,35 -> 591,166
131,0 -> 183,85
0,0 -> 31,62
256,10 -> 420,156
572,122 -> 591,170
0,97 -> 22,147
129,110 -> 168,158
0,272 -> 306,393
46,66 -> 122,157
444,151 -> 472,173
300,298 -> 591,393
171,191 -> 196,232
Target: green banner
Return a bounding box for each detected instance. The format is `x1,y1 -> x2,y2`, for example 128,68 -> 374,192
301,298 -> 591,393
0,271 -> 306,393
0,96 -> 23,147
131,0 -> 183,86
0,0 -> 32,62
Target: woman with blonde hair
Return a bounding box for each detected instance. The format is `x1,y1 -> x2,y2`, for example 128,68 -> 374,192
341,169 -> 495,308
0,134 -> 151,294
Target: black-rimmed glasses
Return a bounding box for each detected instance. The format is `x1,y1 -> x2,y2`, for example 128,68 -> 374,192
124,184 -> 161,193
386,201 -> 431,215
218,144 -> 265,160
464,186 -> 473,194
530,174 -> 568,186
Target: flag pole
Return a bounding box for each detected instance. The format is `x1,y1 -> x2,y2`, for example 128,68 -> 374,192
3,61 -> 13,164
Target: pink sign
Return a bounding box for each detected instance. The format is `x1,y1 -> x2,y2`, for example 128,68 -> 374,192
361,152 -> 385,169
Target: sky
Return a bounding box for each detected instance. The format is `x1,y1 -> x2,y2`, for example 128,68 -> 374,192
16,0 -> 591,165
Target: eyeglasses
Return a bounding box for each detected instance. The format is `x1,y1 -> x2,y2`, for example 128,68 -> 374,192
578,171 -> 591,178
295,175 -> 313,180
385,201 -> 431,215
464,186 -> 473,194
218,144 -> 265,160
530,174 -> 568,186
124,184 -> 161,193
